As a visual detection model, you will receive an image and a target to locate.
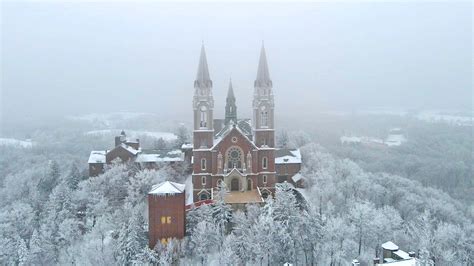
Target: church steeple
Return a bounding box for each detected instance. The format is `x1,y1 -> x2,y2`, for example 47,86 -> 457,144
195,45 -> 212,89
225,79 -> 237,125
193,44 -> 214,149
254,45 -> 272,88
252,44 -> 275,148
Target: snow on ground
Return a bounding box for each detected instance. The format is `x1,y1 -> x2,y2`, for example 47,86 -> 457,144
85,129 -> 177,141
341,134 -> 405,147
67,112 -> 154,127
322,109 -> 472,126
416,111 -> 472,126
385,133 -> 407,146
340,136 -> 385,145
0,138 -> 34,148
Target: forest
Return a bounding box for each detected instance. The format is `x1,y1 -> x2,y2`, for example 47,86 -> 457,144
0,114 -> 473,265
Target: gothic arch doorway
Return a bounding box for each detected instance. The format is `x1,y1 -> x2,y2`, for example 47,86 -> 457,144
231,178 -> 239,191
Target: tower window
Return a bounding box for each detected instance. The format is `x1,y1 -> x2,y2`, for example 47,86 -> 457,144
201,158 -> 206,170
261,111 -> 268,127
201,176 -> 206,186
262,157 -> 268,169
263,175 -> 267,184
200,105 -> 208,128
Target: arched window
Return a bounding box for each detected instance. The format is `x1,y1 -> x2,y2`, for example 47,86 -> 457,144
201,176 -> 206,186
199,193 -> 209,201
262,157 -> 268,169
262,175 -> 267,184
247,179 -> 252,191
201,158 -> 206,170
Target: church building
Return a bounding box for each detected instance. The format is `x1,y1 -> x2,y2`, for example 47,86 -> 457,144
190,44 -> 302,205
148,45 -> 303,248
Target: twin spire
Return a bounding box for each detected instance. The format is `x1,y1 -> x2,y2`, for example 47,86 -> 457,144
194,44 -> 271,126
195,44 -> 272,90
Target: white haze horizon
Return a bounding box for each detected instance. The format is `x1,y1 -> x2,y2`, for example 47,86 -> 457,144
1,1 -> 472,126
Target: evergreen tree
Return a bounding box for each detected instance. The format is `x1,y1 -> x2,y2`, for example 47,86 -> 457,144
67,163 -> 81,190
17,238 -> 28,266
38,160 -> 60,198
115,204 -> 147,265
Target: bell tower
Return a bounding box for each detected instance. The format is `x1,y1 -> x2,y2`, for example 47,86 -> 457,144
225,79 -> 237,125
252,45 -> 275,148
193,45 -> 214,149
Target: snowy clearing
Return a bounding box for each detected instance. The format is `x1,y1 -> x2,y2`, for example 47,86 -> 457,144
0,138 -> 34,148
85,129 -> 177,141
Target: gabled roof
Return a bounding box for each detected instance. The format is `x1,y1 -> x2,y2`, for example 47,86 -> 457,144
382,241 -> 399,251
275,149 -> 301,164
212,124 -> 258,150
118,143 -> 139,155
149,181 -> 185,195
292,173 -> 304,182
88,150 -> 107,164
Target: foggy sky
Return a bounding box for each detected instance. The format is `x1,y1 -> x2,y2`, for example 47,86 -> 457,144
1,1 -> 472,123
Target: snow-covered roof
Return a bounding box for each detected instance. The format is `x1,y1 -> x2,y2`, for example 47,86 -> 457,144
120,143 -> 139,155
275,149 -> 302,164
212,123 -> 257,150
88,150 -> 107,163
394,250 -> 411,260
181,143 -> 193,149
149,181 -> 185,195
292,173 -> 304,182
382,241 -> 399,251
136,149 -> 184,163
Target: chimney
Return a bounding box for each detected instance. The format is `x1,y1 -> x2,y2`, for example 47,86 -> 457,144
115,136 -> 121,147
373,258 -> 380,265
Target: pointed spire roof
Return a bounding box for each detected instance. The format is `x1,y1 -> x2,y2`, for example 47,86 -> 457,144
195,44 -> 212,87
255,44 -> 272,87
227,79 -> 235,99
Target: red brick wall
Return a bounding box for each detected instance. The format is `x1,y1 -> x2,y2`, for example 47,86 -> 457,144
148,193 -> 185,249
105,146 -> 135,164
88,163 -> 104,177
